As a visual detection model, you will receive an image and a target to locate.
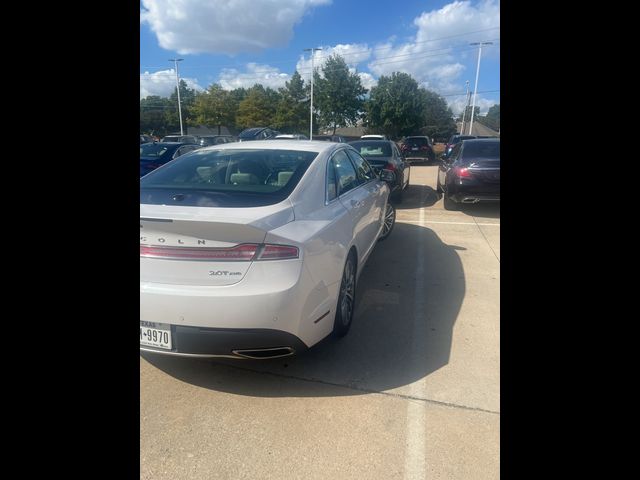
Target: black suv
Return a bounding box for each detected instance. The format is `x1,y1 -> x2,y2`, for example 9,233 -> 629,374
444,135 -> 477,158
399,136 -> 435,163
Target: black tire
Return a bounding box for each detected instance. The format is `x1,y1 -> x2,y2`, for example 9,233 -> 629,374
378,201 -> 396,241
332,251 -> 357,338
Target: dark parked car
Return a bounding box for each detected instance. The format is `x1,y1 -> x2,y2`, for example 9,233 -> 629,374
313,135 -> 346,143
140,142 -> 201,177
140,134 -> 154,144
437,138 -> 500,209
198,135 -> 236,146
444,134 -> 477,158
399,136 -> 436,163
349,139 -> 410,202
161,135 -> 199,144
238,127 -> 279,142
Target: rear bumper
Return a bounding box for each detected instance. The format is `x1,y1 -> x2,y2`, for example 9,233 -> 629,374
140,325 -> 308,358
450,192 -> 500,203
140,259 -> 339,354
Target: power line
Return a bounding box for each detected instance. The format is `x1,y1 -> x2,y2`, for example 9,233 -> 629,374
140,27 -> 500,70
140,41 -> 500,80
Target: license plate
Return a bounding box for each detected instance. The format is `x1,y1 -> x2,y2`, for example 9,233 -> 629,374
140,321 -> 172,350
412,147 -> 418,151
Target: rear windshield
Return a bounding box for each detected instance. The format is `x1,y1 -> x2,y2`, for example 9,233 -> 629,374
140,149 -> 318,207
349,141 -> 392,157
462,142 -> 500,160
404,137 -> 429,146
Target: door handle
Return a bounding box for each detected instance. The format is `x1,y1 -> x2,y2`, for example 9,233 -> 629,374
351,199 -> 364,208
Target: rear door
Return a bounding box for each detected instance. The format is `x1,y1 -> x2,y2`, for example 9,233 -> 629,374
330,150 -> 371,262
346,149 -> 383,254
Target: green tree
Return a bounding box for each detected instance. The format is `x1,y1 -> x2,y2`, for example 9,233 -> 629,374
313,55 -> 367,134
274,71 -> 309,133
235,85 -> 280,129
140,96 -> 173,136
191,84 -> 235,134
166,80 -> 197,130
365,72 -> 426,140
421,89 -> 457,142
479,103 -> 500,130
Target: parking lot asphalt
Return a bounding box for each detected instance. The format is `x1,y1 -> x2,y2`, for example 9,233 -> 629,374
140,164 -> 500,480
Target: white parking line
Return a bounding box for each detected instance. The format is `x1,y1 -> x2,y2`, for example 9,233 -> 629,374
404,205 -> 427,479
399,220 -> 500,227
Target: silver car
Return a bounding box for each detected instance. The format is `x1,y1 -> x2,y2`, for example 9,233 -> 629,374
140,140 -> 396,359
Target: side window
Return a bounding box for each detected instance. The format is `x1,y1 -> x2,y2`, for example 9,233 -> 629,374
346,149 -> 375,182
331,150 -> 359,196
448,144 -> 461,163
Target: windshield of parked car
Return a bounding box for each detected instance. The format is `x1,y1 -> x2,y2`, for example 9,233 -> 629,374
462,141 -> 500,160
349,141 -> 392,157
140,143 -> 176,157
140,149 -> 318,207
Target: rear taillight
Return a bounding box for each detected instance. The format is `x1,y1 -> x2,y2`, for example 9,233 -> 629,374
140,243 -> 299,261
385,162 -> 397,172
140,243 -> 259,261
454,167 -> 471,178
257,245 -> 299,260
420,145 -> 429,151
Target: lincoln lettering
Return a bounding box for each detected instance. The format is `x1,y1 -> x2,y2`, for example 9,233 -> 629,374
139,236 -> 207,245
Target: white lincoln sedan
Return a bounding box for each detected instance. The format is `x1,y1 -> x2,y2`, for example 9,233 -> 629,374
140,140 -> 396,359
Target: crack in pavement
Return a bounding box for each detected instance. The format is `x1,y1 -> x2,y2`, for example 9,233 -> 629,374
216,362 -> 500,416
471,215 -> 500,263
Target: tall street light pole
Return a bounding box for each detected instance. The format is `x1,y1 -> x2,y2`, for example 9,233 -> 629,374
468,42 -> 492,135
169,58 -> 184,135
460,80 -> 470,134
304,47 -> 322,140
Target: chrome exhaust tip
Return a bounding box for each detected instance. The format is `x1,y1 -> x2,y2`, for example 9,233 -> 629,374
232,347 -> 295,359
462,198 -> 479,204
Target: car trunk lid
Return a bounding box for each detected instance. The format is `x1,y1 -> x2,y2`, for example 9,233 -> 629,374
140,201 -> 294,286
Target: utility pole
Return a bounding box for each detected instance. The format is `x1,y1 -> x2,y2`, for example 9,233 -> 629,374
169,58 -> 184,135
460,80 -> 470,134
304,47 -> 322,139
469,42 -> 492,135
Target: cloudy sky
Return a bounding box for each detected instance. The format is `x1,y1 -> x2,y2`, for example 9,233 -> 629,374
140,0 -> 499,115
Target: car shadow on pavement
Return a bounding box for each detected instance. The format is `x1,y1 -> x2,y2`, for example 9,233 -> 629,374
458,202 -> 500,219
142,222 -> 465,397
395,184 -> 439,209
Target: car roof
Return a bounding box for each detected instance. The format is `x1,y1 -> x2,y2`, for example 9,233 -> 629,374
462,138 -> 500,144
196,139 -> 341,154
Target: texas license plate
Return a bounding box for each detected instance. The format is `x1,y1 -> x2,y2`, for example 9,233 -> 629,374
140,321 -> 172,350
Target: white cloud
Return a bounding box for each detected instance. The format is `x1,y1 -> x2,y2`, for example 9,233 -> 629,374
295,43 -> 372,80
357,72 -> 377,90
367,0 -> 499,107
141,0 -> 332,55
448,94 -> 497,115
218,63 -> 291,90
140,69 -> 204,99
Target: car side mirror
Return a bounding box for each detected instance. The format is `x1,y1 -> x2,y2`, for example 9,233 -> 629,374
380,170 -> 396,183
